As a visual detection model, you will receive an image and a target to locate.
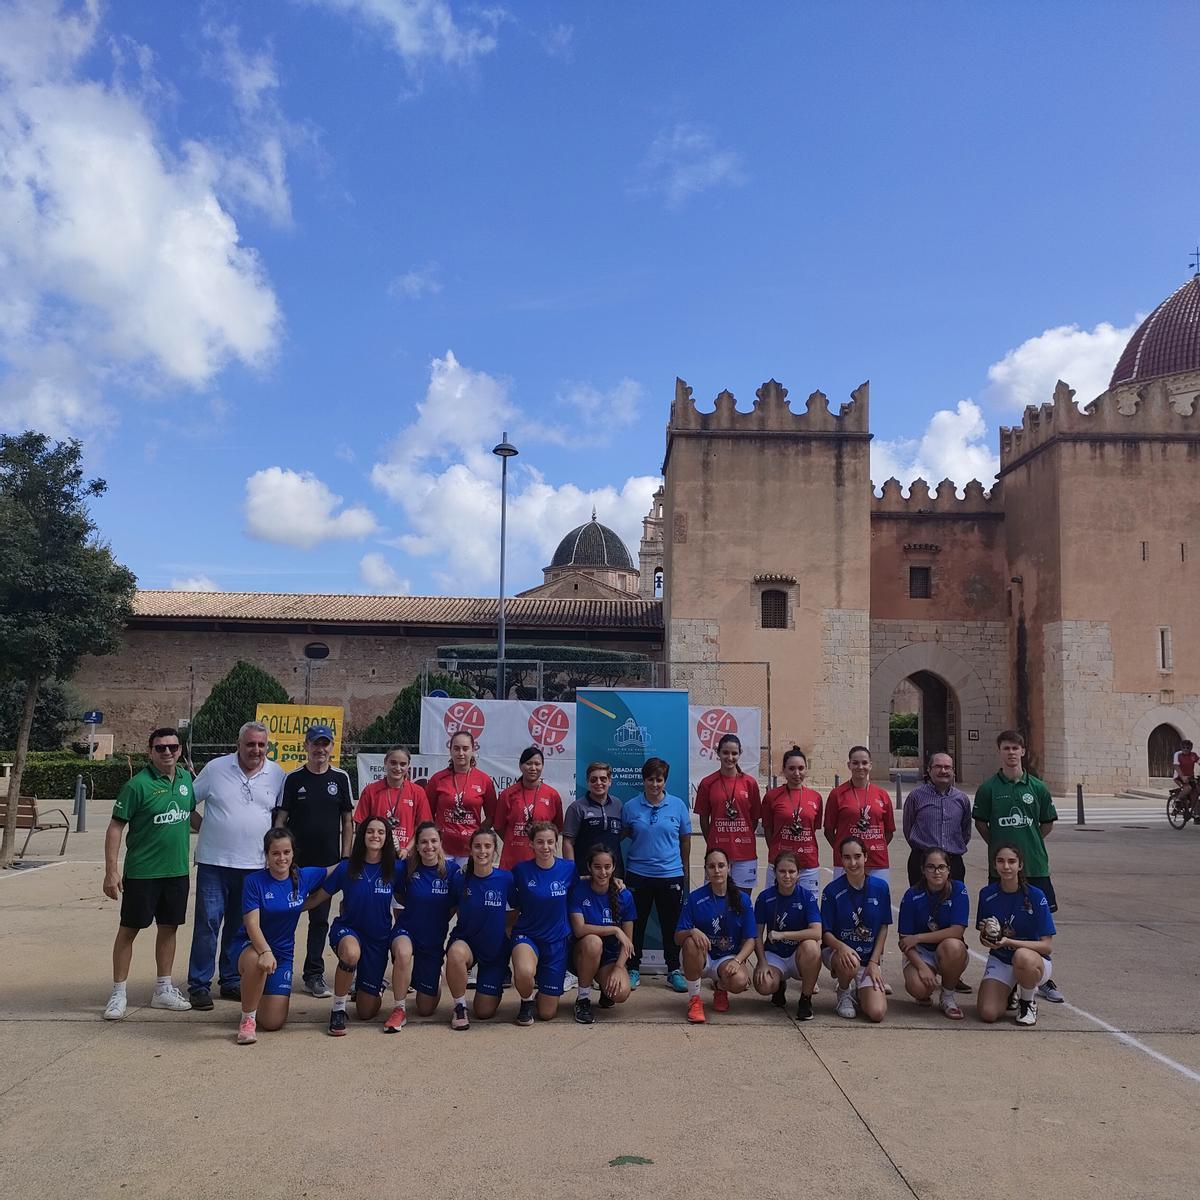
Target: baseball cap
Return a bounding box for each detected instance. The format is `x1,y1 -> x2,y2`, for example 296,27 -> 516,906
305,724 -> 335,743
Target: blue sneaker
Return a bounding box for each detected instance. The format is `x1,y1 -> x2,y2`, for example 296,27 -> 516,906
666,969 -> 687,993
627,969 -> 640,990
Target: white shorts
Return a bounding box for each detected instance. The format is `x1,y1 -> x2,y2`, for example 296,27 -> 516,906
831,866 -> 890,887
764,866 -> 820,899
728,859 -> 757,892
701,953 -> 742,983
982,954 -> 1052,990
905,944 -> 939,971
821,945 -> 871,989
763,949 -> 805,980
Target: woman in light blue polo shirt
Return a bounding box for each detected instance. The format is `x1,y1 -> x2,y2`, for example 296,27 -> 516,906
620,757 -> 692,992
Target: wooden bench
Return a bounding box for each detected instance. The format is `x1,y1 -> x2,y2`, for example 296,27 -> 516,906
0,796 -> 71,858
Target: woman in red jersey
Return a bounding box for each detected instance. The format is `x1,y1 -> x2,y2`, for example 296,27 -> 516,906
424,731 -> 497,868
353,746 -> 431,857
823,745 -> 894,886
693,733 -> 761,893
491,747 -> 564,870
761,745 -> 822,898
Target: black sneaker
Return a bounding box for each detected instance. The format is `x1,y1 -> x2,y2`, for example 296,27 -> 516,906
770,982 -> 787,1008
305,975 -> 332,999
1016,998 -> 1038,1027
188,988 -> 214,1011
1006,988 -> 1018,1012
795,994 -> 814,1022
597,992 -> 615,1009
954,979 -> 973,994
328,1009 -> 347,1037
515,999 -> 535,1027
574,997 -> 594,1025
218,985 -> 241,1002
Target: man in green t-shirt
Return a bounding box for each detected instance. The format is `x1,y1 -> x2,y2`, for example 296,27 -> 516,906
102,727 -> 196,1020
972,729 -> 1065,1004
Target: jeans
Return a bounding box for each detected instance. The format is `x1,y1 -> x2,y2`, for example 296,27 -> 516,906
303,898 -> 331,982
188,863 -> 254,993
625,872 -> 685,972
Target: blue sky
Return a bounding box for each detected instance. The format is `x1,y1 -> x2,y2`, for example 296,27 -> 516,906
1,0 -> 1196,597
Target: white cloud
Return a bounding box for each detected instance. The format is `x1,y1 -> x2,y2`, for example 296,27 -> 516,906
557,378 -> 642,432
170,574 -> 221,592
631,122 -> 746,209
359,552 -> 410,593
872,399 -> 999,491
388,262 -> 442,299
245,467 -> 379,549
541,23 -> 573,60
302,0 -> 501,66
370,351 -> 659,592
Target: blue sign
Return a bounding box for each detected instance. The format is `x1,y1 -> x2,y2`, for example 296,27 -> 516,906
428,689 -> 449,698
83,710 -> 103,724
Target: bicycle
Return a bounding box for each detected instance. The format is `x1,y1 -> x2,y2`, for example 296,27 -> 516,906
1167,785 -> 1195,829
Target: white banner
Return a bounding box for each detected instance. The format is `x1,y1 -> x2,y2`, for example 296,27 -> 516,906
356,751 -> 537,804
687,704 -> 763,803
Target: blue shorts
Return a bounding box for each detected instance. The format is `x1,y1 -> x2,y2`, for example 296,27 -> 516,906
391,924 -> 445,997
571,933 -> 623,969
329,921 -> 389,997
448,934 -> 509,997
512,933 -> 568,996
231,935 -> 293,997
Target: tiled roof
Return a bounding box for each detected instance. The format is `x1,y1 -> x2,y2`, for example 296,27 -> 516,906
1110,275 -> 1200,386
132,591 -> 662,630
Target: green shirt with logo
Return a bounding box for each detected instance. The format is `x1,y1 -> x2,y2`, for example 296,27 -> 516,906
112,765 -> 196,879
972,770 -> 1057,878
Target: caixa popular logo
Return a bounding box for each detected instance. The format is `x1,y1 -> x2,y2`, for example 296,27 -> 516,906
444,701 -> 486,741
528,704 -> 570,755
696,708 -> 738,759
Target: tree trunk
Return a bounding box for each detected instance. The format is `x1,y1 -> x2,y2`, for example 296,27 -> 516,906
0,677 -> 42,868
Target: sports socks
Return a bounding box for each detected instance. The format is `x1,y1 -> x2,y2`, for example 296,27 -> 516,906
450,993 -> 466,1007
686,979 -> 700,998
111,981 -> 127,998
331,995 -> 348,1013
154,976 -> 171,993
577,986 -> 592,1000
1017,985 -> 1036,1002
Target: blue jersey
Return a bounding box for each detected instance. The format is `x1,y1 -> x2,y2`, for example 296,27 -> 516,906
454,867 -> 514,962
621,793 -> 691,877
820,874 -> 891,960
238,866 -> 328,956
322,859 -> 396,944
569,879 -> 636,963
898,880 -> 970,939
394,861 -> 462,954
676,883 -> 757,958
754,885 -> 821,958
976,882 -> 1055,964
512,857 -> 576,943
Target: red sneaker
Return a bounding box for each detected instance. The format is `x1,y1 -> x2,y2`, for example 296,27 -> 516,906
713,988 -> 730,1012
687,995 -> 706,1024
383,1005 -> 407,1033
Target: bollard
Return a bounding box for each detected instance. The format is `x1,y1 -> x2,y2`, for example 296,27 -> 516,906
895,775 -> 903,811
1075,783 -> 1085,827
833,774 -> 840,789
75,774 -> 87,834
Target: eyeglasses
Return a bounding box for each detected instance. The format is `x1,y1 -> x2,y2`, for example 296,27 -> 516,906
152,744 -> 181,753
924,863 -> 950,872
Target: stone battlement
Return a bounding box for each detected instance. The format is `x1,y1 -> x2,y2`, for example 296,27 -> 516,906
871,477 -> 999,514
669,377 -> 870,435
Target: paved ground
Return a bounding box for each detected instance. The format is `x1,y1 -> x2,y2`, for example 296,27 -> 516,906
2,794 -> 1197,1199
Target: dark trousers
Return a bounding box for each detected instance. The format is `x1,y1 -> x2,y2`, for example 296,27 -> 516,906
626,872 -> 685,972
188,864 -> 253,992
303,898 -> 331,982
906,847 -> 966,888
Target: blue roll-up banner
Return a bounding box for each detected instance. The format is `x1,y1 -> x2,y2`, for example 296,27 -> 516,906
576,688 -> 689,972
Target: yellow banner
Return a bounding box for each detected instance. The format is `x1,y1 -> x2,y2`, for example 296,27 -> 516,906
255,704 -> 344,774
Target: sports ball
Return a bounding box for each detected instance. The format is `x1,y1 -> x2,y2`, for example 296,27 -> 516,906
981,916 -> 1002,944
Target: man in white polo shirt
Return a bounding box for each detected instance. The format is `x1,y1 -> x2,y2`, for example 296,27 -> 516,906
186,720 -> 285,1010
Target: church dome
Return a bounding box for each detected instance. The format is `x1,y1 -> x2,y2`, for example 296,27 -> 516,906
1110,274 -> 1200,387
549,513 -> 634,571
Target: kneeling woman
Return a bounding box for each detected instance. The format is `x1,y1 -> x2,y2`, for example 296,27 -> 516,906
445,828 -> 514,1030
897,846 -> 969,1020
976,844 -> 1056,1027
675,847 -> 757,1024
305,816 -> 399,1035
568,845 -> 636,1024
821,836 -> 891,1022
510,821 -> 577,1025
752,850 -> 822,1021
231,828 -> 330,1045
387,822 -> 462,1030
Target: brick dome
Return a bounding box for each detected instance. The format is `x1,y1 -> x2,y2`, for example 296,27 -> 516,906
549,515 -> 634,571
1110,275 -> 1200,387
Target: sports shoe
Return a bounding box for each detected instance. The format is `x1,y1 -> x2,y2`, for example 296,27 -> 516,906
564,971 -> 578,992
1016,998 -> 1038,1026
835,987 -> 857,1019
598,992 -> 615,1009
103,989 -> 127,1021
939,990 -> 964,1020
666,969 -> 687,993
382,1005 -> 407,1033
305,975 -> 332,999
218,984 -> 241,1002
1037,979 -> 1065,1003
882,981 -> 893,995
236,1014 -> 257,1044
574,996 -> 594,1025
188,988 -> 214,1011
686,995 -> 706,1024
795,994 -> 814,1022
627,969 -> 640,990
150,985 -> 192,1012
328,1009 -> 347,1037
954,978 -> 973,994
770,982 -> 787,1008
451,1003 -> 470,1031
1006,988 -> 1019,1012
515,999 -> 536,1027
713,987 -> 730,1012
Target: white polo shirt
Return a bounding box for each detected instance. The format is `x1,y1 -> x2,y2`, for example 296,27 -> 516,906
193,753 -> 286,869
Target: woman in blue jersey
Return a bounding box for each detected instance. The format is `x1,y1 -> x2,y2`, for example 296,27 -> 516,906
569,844 -> 637,1024
752,850 -> 822,1021
897,846 -> 969,1020
821,835 -> 891,1022
231,827 -> 329,1045
445,827 -> 513,1030
386,822 -> 462,1031
675,846 -> 757,1024
302,816 -> 397,1036
510,821 -> 577,1026
976,843 -> 1056,1027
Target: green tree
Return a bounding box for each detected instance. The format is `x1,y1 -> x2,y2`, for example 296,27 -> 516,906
189,661 -> 291,746
0,680 -> 77,751
356,673 -> 471,746
0,433 -> 136,867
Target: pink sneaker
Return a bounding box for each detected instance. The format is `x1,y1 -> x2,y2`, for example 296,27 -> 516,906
383,1005 -> 407,1033
236,1015 -> 257,1045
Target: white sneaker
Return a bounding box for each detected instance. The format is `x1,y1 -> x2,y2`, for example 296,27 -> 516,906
150,985 -> 192,1012
103,990 -> 127,1020
835,987 -> 857,1019
564,971 -> 579,993
1016,998 -> 1038,1026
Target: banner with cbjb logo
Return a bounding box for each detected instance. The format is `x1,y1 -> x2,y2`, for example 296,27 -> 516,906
688,705 -> 763,803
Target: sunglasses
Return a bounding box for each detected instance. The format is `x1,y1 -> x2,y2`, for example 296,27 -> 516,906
152,744 -> 181,753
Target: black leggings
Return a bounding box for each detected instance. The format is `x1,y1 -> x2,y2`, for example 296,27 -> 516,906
626,872 -> 685,972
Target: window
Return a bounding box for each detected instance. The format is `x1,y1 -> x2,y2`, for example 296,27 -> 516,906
653,567 -> 663,598
1159,627 -> 1173,672
761,589 -> 788,629
909,566 -> 932,599
1141,541 -> 1149,562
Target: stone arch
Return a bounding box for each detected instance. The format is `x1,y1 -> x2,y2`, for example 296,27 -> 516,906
1130,704 -> 1200,781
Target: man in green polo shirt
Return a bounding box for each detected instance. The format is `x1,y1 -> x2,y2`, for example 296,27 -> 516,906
973,729 -> 1065,1004
102,727 -> 196,1020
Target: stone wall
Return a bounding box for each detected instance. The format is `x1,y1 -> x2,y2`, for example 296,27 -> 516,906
809,608 -> 871,783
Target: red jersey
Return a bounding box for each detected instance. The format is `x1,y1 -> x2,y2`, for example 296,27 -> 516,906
1177,751 -> 1199,780
354,778 -> 432,854
823,781 -> 894,870
761,784 -> 823,868
491,781 -> 564,869
425,766 -> 498,857
694,769 -> 761,862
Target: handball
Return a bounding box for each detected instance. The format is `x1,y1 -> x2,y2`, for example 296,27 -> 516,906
981,916 -> 1002,944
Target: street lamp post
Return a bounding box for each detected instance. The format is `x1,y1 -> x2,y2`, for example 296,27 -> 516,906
492,432 -> 519,699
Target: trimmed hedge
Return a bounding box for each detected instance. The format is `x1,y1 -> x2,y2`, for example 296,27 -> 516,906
18,755 -> 149,801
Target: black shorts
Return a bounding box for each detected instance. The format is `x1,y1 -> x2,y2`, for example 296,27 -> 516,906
1027,874 -> 1058,914
120,875 -> 190,929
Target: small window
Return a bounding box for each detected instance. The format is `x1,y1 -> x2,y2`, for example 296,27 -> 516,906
1182,543 -> 1187,563
909,566 -> 932,599
1159,627 -> 1173,672
1142,541 -> 1149,561
761,589 -> 788,629
653,567 -> 664,598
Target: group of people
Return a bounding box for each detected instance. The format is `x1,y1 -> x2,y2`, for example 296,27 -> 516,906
101,721 -> 1064,1042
